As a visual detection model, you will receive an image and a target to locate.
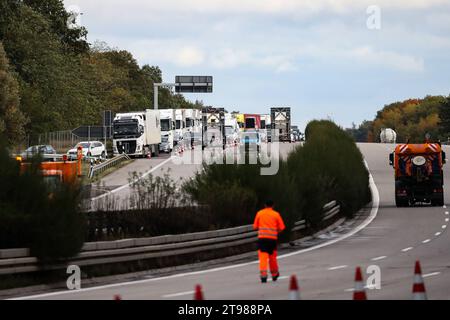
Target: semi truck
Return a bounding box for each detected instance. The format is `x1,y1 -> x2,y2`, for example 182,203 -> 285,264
113,109 -> 161,157
389,142 -> 446,207
159,109 -> 175,153
244,114 -> 261,130
260,114 -> 271,142
380,128 -> 397,143
225,114 -> 240,145
270,107 -> 291,142
174,109 -> 186,146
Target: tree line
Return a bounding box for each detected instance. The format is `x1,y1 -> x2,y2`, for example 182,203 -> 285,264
0,0 -> 200,148
347,95 -> 450,143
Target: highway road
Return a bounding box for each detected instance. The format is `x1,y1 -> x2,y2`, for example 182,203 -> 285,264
13,143 -> 450,300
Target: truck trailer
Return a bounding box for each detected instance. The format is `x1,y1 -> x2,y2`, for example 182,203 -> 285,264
270,107 -> 291,142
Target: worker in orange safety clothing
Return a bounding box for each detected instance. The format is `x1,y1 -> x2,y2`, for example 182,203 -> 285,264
253,199 -> 286,283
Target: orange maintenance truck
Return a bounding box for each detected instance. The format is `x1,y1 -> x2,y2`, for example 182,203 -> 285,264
17,147 -> 83,187
389,142 -> 446,207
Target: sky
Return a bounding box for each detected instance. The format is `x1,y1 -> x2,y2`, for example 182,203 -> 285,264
63,0 -> 450,131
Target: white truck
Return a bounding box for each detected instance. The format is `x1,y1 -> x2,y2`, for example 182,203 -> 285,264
174,109 -> 186,146
225,113 -> 240,145
113,109 -> 161,157
260,114 -> 271,142
380,128 -> 397,144
159,109 -> 175,153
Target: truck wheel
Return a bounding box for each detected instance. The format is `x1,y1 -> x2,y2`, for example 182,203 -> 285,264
432,194 -> 444,207
143,147 -> 150,158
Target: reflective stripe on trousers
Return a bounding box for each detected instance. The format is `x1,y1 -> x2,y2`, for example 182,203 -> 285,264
259,250 -> 279,278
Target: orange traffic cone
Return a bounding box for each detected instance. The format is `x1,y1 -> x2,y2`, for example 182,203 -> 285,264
353,267 -> 367,300
113,294 -> 122,300
289,275 -> 300,300
412,261 -> 427,300
194,284 -> 204,300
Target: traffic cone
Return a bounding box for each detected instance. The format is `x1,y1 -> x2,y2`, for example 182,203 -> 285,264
113,294 -> 122,300
194,284 -> 204,300
289,275 -> 300,300
412,261 -> 427,300
353,267 -> 367,300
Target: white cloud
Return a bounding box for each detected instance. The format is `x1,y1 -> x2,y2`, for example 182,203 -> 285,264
175,46 -> 205,67
349,46 -> 425,72
66,0 -> 450,16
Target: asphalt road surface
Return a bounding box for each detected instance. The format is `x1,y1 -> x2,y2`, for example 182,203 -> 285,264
14,143 -> 450,300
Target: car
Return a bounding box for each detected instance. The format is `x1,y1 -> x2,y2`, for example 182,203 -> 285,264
21,145 -> 57,161
240,130 -> 261,152
67,141 -> 106,160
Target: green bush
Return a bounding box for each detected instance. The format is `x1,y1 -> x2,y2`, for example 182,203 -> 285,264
0,140 -> 85,262
183,120 -> 371,241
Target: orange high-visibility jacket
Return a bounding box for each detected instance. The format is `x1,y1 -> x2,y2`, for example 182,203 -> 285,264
253,208 -> 286,240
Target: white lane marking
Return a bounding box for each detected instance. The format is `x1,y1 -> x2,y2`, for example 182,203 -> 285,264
162,290 -> 194,298
11,161 -> 380,300
442,225 -> 447,229
328,265 -> 348,271
443,206 -> 447,209
162,275 -> 289,298
435,232 -> 442,236
446,218 -> 449,222
422,239 -> 431,244
445,212 -> 449,215
345,284 -> 372,292
402,247 -> 413,252
91,157 -> 174,201
371,256 -> 387,261
423,272 -> 441,278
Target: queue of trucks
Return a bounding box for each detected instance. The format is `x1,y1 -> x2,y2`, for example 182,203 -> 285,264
111,107 -> 296,157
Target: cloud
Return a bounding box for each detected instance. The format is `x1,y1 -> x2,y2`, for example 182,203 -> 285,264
175,46 -> 205,67
66,0 -> 450,19
349,46 -> 425,72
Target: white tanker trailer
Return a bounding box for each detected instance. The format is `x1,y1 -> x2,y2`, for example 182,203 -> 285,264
380,128 -> 397,144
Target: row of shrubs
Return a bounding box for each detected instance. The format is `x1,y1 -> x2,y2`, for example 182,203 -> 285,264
182,120 -> 372,242
0,120 -> 371,261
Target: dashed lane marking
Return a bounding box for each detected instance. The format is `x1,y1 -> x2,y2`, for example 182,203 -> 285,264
328,265 -> 348,271
162,290 -> 194,298
442,225 -> 447,229
371,256 -> 387,261
423,272 -> 441,278
435,232 -> 442,236
422,239 -> 431,244
402,247 -> 413,252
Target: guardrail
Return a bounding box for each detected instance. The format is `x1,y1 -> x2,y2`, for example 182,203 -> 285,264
0,201 -> 340,275
88,154 -> 131,179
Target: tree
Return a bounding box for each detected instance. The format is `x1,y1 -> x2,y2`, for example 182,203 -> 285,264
438,95 -> 450,140
23,0 -> 89,54
0,42 -> 27,146
368,96 -> 446,143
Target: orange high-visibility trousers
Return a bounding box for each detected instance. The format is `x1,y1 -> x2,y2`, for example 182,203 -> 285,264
258,250 -> 279,278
